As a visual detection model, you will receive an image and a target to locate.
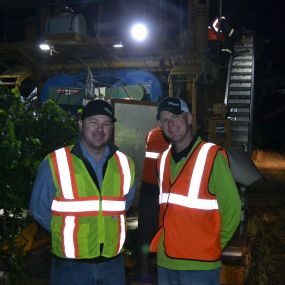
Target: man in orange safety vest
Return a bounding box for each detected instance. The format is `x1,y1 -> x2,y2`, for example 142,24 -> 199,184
136,126 -> 170,282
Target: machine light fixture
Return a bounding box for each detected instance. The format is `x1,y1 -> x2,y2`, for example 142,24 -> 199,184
39,43 -> 51,51
112,41 -> 124,48
38,43 -> 58,56
130,23 -> 148,42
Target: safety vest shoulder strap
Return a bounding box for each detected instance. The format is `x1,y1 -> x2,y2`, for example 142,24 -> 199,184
211,16 -> 226,32
114,150 -> 132,195
51,146 -> 78,199
159,142 -> 220,210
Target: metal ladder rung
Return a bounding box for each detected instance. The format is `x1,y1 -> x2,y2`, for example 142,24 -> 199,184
228,90 -> 251,96
233,55 -> 253,60
228,116 -> 250,122
232,62 -> 252,67
228,99 -> 251,103
230,75 -> 252,81
231,68 -> 252,73
229,83 -> 252,88
229,107 -> 250,113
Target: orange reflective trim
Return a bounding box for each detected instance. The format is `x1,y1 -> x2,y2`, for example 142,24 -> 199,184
51,151 -> 63,196
52,147 -> 80,257
108,153 -> 129,254
101,196 -> 125,201
52,196 -> 124,216
52,210 -> 100,217
114,152 -> 124,196
74,216 -> 79,258
65,146 -> 79,199
101,210 -> 125,216
53,196 -> 100,202
115,215 -> 121,254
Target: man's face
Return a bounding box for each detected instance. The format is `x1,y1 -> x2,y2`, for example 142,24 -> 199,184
159,111 -> 192,145
79,115 -> 114,151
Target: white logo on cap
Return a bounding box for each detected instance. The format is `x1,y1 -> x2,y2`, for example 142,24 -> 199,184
104,106 -> 113,115
168,102 -> 180,107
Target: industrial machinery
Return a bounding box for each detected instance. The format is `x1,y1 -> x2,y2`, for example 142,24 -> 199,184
0,1 -> 261,284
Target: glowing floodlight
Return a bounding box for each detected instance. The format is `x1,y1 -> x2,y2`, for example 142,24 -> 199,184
112,41 -> 124,48
38,43 -> 58,56
130,23 -> 148,42
39,43 -> 51,51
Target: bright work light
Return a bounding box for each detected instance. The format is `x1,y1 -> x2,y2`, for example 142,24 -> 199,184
38,43 -> 58,56
130,23 -> 148,42
39,43 -> 51,51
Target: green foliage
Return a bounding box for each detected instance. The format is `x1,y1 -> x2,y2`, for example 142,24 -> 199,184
32,100 -> 79,159
0,87 -> 78,277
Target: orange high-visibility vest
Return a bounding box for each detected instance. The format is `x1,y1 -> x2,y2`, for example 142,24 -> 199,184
208,27 -> 225,41
142,127 -> 170,184
151,141 -> 224,261
208,16 -> 226,41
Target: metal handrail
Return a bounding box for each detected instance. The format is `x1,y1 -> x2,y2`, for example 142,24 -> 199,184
247,33 -> 255,155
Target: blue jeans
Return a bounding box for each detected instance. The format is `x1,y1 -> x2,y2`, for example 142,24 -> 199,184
51,254 -> 126,285
157,266 -> 221,285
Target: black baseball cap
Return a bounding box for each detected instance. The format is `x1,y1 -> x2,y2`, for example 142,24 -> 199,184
156,97 -> 190,120
81,99 -> 117,122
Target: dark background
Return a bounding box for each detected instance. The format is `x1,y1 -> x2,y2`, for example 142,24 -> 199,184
0,0 -> 284,151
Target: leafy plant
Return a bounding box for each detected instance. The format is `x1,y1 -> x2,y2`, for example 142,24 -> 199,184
0,86 -> 78,279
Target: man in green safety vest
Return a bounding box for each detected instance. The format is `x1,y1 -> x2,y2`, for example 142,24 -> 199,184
30,99 -> 136,285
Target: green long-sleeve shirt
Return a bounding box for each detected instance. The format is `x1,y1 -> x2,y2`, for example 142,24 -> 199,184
157,137 -> 241,270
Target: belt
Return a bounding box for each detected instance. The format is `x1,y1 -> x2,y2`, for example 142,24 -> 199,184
53,253 -> 122,264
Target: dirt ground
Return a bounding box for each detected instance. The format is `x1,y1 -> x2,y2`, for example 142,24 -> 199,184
244,149 -> 285,284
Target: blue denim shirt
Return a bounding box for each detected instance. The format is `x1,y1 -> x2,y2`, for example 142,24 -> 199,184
29,142 -> 136,232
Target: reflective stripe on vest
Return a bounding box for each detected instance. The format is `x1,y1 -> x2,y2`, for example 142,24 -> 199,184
51,147 -> 131,258
117,214 -> 126,254
145,151 -> 160,159
146,128 -> 154,143
142,127 -> 170,184
53,147 -> 76,199
115,151 -> 132,195
145,129 -> 161,159
63,216 -> 76,258
159,143 -> 218,210
212,16 -> 225,32
228,28 -> 234,37
52,198 -> 126,215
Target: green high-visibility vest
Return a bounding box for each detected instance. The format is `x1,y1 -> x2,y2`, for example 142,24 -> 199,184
48,146 -> 135,259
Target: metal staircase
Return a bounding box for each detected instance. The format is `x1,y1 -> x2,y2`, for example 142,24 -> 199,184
224,33 -> 255,154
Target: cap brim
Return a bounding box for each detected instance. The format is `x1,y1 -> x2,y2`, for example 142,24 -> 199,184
156,108 -> 183,120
